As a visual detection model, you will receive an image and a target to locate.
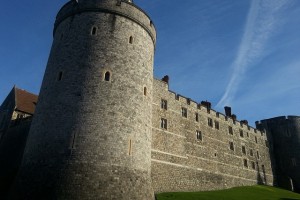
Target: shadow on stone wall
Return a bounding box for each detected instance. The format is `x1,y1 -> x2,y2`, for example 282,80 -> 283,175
0,119 -> 31,199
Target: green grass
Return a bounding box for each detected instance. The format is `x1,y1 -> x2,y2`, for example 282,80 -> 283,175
156,185 -> 300,200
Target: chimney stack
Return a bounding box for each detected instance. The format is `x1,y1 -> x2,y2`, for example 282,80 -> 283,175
224,106 -> 232,117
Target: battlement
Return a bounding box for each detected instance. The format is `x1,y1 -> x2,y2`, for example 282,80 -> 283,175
154,77 -> 263,137
54,0 -> 156,45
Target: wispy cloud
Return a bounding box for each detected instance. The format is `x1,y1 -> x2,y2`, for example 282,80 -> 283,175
216,0 -> 291,108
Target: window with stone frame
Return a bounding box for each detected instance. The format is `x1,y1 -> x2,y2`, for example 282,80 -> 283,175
255,136 -> 258,143
161,99 -> 167,110
181,107 -> 187,118
250,149 -> 254,156
91,26 -> 97,35
160,118 -> 167,130
265,140 -> 269,148
257,151 -> 260,159
243,159 -> 248,168
242,146 -> 246,155
196,130 -> 202,141
229,141 -> 234,151
208,118 -> 213,127
251,161 -> 256,170
215,121 -> 220,130
228,126 -> 233,135
104,71 -> 111,81
195,113 -> 199,122
239,129 -> 244,137
57,71 -> 63,81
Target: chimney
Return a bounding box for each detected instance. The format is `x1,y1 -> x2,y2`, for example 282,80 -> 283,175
162,75 -> 169,84
224,106 -> 232,117
231,114 -> 237,121
241,120 -> 248,125
201,101 -> 211,110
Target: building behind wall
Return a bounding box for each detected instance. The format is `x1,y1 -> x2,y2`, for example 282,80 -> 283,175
257,116 -> 300,193
0,86 -> 38,198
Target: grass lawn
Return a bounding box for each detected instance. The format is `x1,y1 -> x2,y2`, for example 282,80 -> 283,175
156,185 -> 300,200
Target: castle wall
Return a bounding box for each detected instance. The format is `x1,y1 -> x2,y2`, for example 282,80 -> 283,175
151,79 -> 274,193
257,116 -> 300,192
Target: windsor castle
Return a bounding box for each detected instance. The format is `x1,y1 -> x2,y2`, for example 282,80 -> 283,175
0,0 -> 299,199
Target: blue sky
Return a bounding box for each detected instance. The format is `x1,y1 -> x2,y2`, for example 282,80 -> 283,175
1,0 -> 300,126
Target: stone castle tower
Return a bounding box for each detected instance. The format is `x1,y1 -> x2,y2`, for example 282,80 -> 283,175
9,0 -> 156,199
257,116 -> 300,192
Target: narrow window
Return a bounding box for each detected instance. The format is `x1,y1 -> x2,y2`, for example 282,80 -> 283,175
228,126 -> 233,135
265,140 -> 269,148
208,118 -> 213,127
128,139 -> 132,156
91,27 -> 97,35
257,151 -> 260,159
104,71 -> 110,81
181,107 -> 187,118
70,132 -> 76,149
251,161 -> 256,170
144,87 -> 147,96
196,130 -> 202,141
57,71 -> 63,81
195,113 -> 199,122
129,36 -> 133,44
247,132 -> 249,137
229,142 -> 234,151
243,159 -> 248,168
215,121 -> 219,130
242,146 -> 246,155
160,118 -> 167,130
250,149 -> 254,156
161,99 -> 167,110
240,130 -> 244,137
262,164 -> 265,172
255,136 -> 258,143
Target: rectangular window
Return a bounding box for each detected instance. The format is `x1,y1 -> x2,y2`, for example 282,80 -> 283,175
243,159 -> 248,168
240,130 -> 244,137
257,151 -> 260,159
262,164 -> 265,172
242,146 -> 246,155
229,141 -> 234,151
255,136 -> 258,143
196,130 -> 202,141
208,118 -> 213,127
215,121 -> 219,130
250,149 -> 254,156
251,161 -> 256,170
161,99 -> 167,110
181,107 -> 187,118
265,140 -> 269,148
195,113 -> 199,122
228,126 -> 233,135
160,118 -> 167,130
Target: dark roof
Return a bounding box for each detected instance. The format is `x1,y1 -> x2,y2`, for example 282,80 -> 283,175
14,87 -> 38,115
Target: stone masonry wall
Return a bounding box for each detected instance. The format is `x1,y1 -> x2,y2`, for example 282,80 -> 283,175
151,79 -> 274,193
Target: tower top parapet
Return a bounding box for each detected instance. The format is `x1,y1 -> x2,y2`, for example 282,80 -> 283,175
55,0 -> 156,44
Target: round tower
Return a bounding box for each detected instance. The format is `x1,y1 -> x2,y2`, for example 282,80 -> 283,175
9,0 -> 156,199
257,116 -> 300,193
